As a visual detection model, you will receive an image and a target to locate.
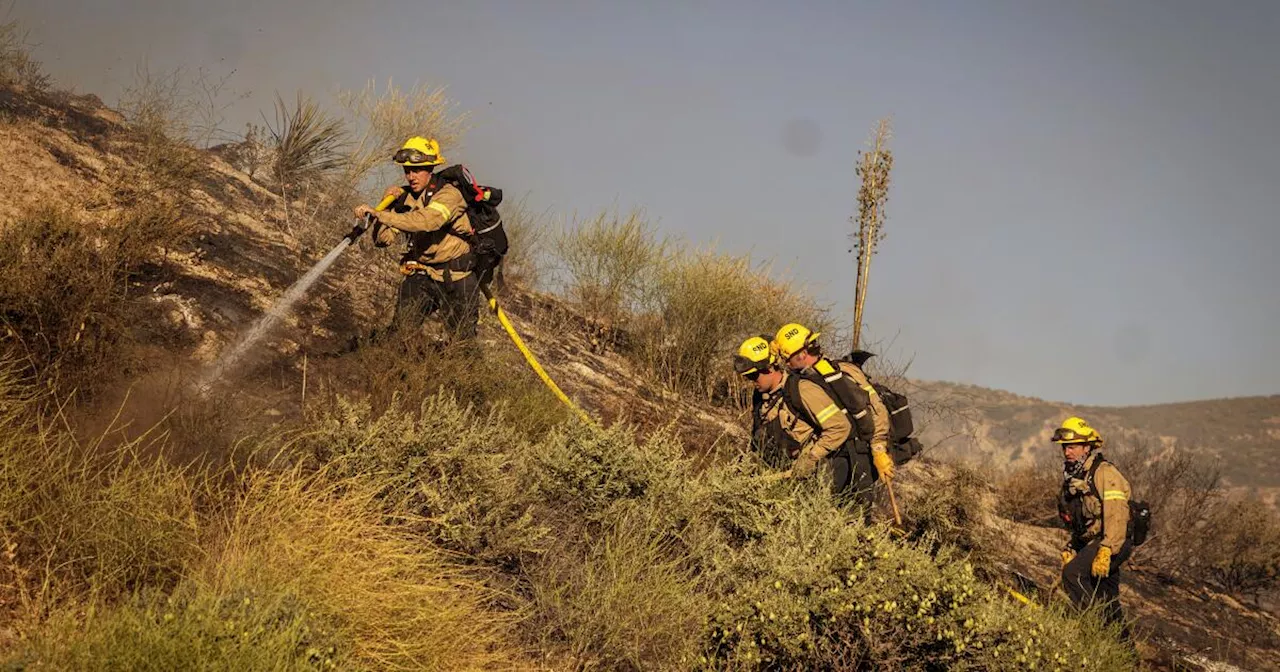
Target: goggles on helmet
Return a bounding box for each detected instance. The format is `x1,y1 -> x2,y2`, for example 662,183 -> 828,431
393,148 -> 438,165
1051,427 -> 1096,444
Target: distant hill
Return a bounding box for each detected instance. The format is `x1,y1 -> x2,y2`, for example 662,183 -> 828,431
902,378 -> 1280,489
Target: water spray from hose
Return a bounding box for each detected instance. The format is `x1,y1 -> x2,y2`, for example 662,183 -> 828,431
193,197 -> 394,397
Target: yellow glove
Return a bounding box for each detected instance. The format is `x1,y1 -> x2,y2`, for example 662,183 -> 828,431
1061,549 -> 1075,567
1091,546 -> 1112,578
872,449 -> 895,483
791,450 -> 820,479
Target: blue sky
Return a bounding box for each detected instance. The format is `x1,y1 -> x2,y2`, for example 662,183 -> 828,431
12,0 -> 1280,405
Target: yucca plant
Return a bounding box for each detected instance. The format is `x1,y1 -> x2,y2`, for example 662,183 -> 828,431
265,91 -> 349,229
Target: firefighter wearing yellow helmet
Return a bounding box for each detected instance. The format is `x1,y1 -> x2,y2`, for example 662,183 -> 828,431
735,334 -> 875,503
772,323 -> 895,501
353,137 -> 480,341
1053,416 -> 1134,634
735,336 -> 792,469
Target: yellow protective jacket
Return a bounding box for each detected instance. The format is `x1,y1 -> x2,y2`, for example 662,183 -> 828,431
375,179 -> 474,282
1060,452 -> 1132,553
764,372 -> 853,464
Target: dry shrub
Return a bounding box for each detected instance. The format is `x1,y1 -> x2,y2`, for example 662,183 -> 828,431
1193,497 -> 1280,601
338,78 -> 469,188
1101,439 -> 1223,573
634,246 -> 829,404
0,15 -> 49,92
0,204 -> 191,398
496,194 -> 552,289
317,335 -> 572,443
114,64 -> 247,205
995,461 -> 1062,527
551,211 -> 829,404
552,207 -> 664,338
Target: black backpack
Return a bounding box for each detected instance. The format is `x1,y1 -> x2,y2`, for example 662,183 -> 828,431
845,350 -> 922,464
1061,455 -> 1153,547
434,164 -> 509,276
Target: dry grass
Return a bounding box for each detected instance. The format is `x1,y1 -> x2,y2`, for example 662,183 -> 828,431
338,78 -> 469,188
0,13 -> 49,92
207,467 -> 523,671
0,368 -> 524,671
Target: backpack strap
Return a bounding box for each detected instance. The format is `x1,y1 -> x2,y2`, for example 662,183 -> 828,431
1085,452 -> 1109,536
1085,452 -> 1106,499
782,374 -> 821,430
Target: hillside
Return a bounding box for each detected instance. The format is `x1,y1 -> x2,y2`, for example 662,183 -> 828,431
905,378 -> 1280,490
2,78 -> 1278,671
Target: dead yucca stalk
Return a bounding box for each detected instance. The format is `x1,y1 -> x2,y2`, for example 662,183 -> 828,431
851,118 -> 894,350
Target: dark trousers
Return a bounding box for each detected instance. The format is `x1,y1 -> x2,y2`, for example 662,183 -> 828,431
831,446 -> 879,511
389,270 -> 481,341
1062,540 -> 1132,627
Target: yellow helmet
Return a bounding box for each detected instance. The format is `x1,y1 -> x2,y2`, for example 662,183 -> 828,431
1051,416 -> 1103,445
733,336 -> 776,377
393,136 -> 445,167
773,322 -> 820,360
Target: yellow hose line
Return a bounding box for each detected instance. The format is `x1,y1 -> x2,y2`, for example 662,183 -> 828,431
482,287 -> 594,426
375,193 -> 398,211
1005,586 -> 1039,608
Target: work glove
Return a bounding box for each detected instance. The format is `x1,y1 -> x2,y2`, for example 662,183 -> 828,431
872,448 -> 895,483
791,449 -> 820,479
383,184 -> 403,200
374,222 -> 397,247
1091,546 -> 1112,578
1061,549 -> 1075,568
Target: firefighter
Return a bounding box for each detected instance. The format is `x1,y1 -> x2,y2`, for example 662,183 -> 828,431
772,323 -> 895,495
734,336 -> 866,500
353,136 -> 480,342
1054,416 -> 1133,632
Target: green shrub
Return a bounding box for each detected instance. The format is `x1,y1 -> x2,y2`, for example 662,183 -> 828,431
529,507 -> 707,669
301,393 -> 553,567
10,586 -> 343,671
296,394 -> 1137,670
